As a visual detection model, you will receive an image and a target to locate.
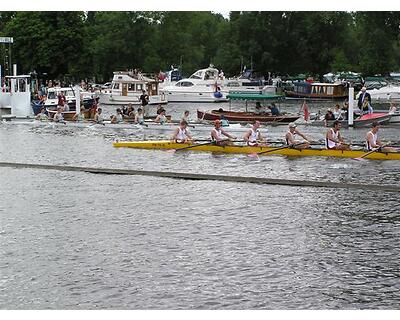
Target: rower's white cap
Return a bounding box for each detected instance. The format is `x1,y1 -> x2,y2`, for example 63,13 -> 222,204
289,122 -> 297,128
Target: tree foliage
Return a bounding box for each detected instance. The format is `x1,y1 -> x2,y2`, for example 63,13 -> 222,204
1,11 -> 400,80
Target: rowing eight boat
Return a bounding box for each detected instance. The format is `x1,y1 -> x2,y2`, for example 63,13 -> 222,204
113,140 -> 400,160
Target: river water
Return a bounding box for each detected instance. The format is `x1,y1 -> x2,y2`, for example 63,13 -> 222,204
0,100 -> 399,309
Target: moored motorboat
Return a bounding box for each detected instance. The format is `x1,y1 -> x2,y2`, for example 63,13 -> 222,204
98,70 -> 167,105
285,82 -> 348,100
112,140 -> 400,160
39,87 -> 98,114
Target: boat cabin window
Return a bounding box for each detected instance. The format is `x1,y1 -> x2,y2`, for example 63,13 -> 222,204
227,82 -> 240,87
113,83 -> 120,90
136,84 -> 144,91
326,86 -> 334,95
205,69 -> 218,80
128,83 -> 135,91
180,81 -> 194,87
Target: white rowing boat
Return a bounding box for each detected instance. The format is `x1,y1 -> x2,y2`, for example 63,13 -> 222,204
1,119 -> 269,134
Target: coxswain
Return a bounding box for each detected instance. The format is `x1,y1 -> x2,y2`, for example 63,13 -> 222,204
325,120 -> 350,150
211,119 -> 236,146
285,122 -> 310,148
366,122 -> 396,153
172,120 -> 193,143
243,120 -> 266,146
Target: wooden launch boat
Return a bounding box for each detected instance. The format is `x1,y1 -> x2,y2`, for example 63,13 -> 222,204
197,109 -> 300,123
113,140 -> 400,160
285,82 -> 348,100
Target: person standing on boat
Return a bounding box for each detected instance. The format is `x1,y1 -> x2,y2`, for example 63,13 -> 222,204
325,120 -> 350,150
57,92 -> 67,110
172,120 -> 193,143
366,122 -> 396,153
140,90 -> 149,116
358,87 -> 372,114
94,107 -> 104,124
243,120 -> 266,146
285,122 -> 310,149
211,119 -> 236,146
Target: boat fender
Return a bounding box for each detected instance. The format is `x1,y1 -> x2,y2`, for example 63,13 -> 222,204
214,91 -> 223,98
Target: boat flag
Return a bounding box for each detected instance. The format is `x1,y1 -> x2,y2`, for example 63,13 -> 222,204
302,100 -> 310,121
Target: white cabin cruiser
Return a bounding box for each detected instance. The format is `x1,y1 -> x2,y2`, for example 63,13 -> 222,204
160,65 -> 281,102
160,66 -> 228,102
32,86 -> 98,115
98,71 -> 167,106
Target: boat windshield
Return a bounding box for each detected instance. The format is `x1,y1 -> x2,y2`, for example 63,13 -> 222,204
189,71 -> 203,80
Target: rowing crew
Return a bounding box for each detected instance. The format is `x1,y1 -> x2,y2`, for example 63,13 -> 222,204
171,119 -> 396,152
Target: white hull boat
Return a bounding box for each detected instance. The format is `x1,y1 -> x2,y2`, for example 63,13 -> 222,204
99,71 -> 167,106
2,118 -> 269,134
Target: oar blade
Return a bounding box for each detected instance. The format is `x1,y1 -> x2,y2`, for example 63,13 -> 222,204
247,153 -> 260,160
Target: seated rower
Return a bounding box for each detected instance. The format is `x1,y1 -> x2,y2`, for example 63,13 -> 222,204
366,122 -> 397,153
53,107 -> 65,122
181,110 -> 190,122
35,107 -> 48,121
171,120 -> 193,143
285,122 -> 310,148
211,119 -> 236,146
72,106 -> 87,122
155,109 -> 169,124
243,120 -> 266,146
135,108 -> 145,125
94,107 -> 103,124
325,120 -> 350,150
111,108 -> 123,124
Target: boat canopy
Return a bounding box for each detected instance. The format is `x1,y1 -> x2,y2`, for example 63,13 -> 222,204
227,93 -> 283,100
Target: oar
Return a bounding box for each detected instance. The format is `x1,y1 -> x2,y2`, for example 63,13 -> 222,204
248,142 -> 305,159
353,142 -> 393,161
168,140 -> 216,153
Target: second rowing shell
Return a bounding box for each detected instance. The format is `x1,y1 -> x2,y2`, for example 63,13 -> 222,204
1,119 -> 269,134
